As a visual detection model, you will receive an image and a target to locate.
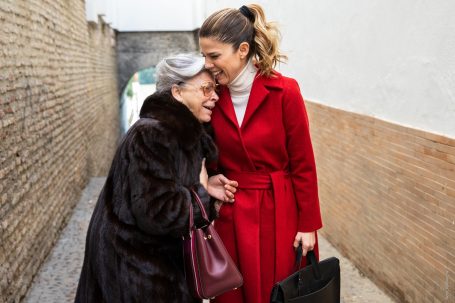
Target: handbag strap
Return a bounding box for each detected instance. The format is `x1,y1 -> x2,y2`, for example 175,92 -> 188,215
190,188 -> 210,221
294,244 -> 304,271
295,245 -> 322,279
186,188 -> 210,236
187,194 -> 194,234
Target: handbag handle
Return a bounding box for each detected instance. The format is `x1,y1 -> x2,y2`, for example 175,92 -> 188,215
295,245 -> 321,280
186,188 -> 210,236
190,188 -> 210,221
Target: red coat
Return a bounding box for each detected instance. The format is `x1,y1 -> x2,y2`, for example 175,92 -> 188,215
211,72 -> 323,303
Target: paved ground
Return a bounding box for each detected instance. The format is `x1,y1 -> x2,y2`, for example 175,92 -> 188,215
23,177 -> 396,303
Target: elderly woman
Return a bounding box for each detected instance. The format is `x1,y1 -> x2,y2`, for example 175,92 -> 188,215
75,54 -> 237,303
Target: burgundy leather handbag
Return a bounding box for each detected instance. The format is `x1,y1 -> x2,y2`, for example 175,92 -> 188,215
183,189 -> 243,299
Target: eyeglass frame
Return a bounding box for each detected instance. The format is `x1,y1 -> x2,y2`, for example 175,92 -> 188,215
177,81 -> 219,97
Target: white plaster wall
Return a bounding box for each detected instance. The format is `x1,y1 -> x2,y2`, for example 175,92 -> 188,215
204,0 -> 455,138
86,0 -> 455,137
86,0 -> 206,31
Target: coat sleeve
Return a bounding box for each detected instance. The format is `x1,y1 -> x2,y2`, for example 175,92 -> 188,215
126,124 -> 214,238
282,78 -> 323,232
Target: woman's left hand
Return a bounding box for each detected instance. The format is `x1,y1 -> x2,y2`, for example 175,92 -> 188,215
207,174 -> 238,202
293,231 -> 316,256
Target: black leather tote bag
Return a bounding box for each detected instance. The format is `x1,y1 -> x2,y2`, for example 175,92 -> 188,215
270,245 -> 340,303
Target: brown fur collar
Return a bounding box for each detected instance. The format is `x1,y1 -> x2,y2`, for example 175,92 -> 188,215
139,91 -> 217,162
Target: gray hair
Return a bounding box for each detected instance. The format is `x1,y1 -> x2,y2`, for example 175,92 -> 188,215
155,53 -> 206,93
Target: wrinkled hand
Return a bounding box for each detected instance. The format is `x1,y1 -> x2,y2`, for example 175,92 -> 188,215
293,231 -> 316,256
207,174 -> 238,202
199,158 -> 208,189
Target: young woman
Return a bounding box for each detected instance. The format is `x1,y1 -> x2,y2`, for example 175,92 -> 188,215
199,5 -> 323,303
75,54 -> 236,303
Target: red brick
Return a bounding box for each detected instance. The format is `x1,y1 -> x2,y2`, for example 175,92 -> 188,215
307,101 -> 455,303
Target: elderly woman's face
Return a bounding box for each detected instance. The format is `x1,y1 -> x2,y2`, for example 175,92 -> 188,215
173,71 -> 219,123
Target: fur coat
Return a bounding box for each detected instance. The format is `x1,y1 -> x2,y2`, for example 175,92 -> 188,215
75,92 -> 218,303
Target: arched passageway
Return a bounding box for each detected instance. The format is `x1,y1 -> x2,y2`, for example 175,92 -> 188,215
120,66 -> 156,133
116,31 -> 200,133
116,31 -> 199,97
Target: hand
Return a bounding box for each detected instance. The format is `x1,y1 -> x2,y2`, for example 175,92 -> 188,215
207,174 -> 238,202
293,231 -> 316,256
199,158 -> 208,189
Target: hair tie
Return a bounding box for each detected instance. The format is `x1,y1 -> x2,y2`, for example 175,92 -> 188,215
239,5 -> 255,23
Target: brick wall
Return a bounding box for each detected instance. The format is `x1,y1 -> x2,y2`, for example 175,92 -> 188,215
0,0 -> 119,302
307,101 -> 454,303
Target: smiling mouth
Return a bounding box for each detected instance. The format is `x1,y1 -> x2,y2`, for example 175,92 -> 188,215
203,105 -> 214,110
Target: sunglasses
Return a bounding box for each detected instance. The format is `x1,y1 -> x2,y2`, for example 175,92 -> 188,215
179,81 -> 219,97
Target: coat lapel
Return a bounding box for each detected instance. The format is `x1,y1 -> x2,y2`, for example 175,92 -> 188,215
241,72 -> 283,129
215,72 -> 284,130
217,86 -> 240,128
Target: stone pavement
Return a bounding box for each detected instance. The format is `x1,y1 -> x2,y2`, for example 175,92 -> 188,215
23,177 -> 396,303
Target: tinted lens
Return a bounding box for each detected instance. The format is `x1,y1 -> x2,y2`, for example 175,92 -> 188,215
201,83 -> 216,96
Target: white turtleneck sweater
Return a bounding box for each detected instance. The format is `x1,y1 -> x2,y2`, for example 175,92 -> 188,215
228,59 -> 258,126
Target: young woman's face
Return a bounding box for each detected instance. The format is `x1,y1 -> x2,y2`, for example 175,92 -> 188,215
199,37 -> 248,85
173,71 -> 219,123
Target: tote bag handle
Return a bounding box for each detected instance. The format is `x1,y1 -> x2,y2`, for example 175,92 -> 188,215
295,245 -> 322,294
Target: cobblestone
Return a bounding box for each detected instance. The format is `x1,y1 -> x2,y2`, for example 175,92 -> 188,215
23,177 -> 105,303
23,177 -> 395,303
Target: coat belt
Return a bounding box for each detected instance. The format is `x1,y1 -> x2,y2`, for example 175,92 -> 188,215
224,170 -> 289,189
